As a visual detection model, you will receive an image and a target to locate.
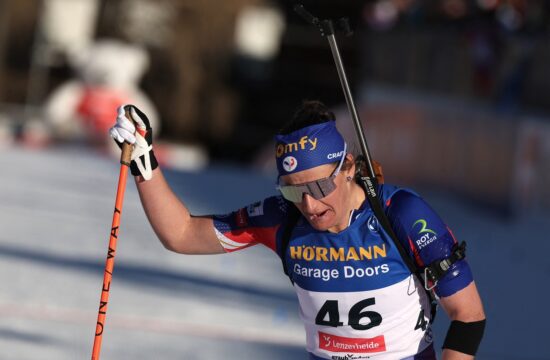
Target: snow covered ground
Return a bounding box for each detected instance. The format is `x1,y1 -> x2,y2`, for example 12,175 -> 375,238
0,145 -> 548,359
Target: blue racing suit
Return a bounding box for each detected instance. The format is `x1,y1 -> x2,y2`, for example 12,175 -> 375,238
212,184 -> 474,359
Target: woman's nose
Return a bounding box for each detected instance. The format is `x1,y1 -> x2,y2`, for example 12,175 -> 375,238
301,193 -> 319,212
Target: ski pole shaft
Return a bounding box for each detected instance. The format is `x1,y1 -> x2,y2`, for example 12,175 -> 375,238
91,115 -> 133,360
293,4 -> 376,180
325,33 -> 376,179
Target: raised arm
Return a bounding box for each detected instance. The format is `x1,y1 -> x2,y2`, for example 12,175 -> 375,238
135,168 -> 224,254
110,105 -> 224,255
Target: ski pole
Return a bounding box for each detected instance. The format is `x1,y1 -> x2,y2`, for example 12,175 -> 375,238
91,110 -> 133,360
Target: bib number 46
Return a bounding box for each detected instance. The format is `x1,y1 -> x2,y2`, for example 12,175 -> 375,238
315,298 -> 382,331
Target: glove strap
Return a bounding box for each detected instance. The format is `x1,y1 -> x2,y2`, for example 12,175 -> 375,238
130,130 -> 158,179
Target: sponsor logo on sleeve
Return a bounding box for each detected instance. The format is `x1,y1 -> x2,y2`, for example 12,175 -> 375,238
277,196 -> 289,212
247,201 -> 264,217
412,219 -> 438,249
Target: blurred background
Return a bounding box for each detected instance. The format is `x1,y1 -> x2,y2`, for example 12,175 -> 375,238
1,0 -> 549,359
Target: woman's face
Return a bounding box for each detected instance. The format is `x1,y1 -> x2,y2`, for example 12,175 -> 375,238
279,154 -> 360,233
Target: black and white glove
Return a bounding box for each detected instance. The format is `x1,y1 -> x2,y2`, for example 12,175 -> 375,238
109,105 -> 158,180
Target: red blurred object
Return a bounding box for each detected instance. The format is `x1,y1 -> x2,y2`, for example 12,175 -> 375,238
76,86 -> 131,136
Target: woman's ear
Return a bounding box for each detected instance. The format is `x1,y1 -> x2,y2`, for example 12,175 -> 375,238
343,153 -> 355,175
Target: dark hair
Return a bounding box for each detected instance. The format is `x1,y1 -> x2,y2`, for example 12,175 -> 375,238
278,100 -> 336,135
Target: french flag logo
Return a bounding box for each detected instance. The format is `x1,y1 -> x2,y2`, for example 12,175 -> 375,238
283,156 -> 298,172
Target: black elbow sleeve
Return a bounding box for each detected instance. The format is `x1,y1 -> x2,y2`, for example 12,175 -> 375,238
442,319 -> 486,356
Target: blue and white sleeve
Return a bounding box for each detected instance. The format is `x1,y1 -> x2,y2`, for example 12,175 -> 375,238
385,190 -> 474,298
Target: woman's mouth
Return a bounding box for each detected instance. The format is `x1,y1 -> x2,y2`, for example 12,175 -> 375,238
309,209 -> 329,222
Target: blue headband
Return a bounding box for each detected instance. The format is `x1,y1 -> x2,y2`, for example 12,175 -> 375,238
274,121 -> 346,176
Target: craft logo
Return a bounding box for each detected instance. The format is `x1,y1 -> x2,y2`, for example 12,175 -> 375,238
276,136 -> 318,158
282,156 -> 298,172
413,219 -> 437,249
327,150 -> 345,160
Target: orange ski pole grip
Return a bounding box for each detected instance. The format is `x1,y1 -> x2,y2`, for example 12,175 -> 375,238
91,109 -> 134,360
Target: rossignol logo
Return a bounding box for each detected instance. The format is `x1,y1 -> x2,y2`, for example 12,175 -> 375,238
276,136 -> 318,158
413,219 -> 437,249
